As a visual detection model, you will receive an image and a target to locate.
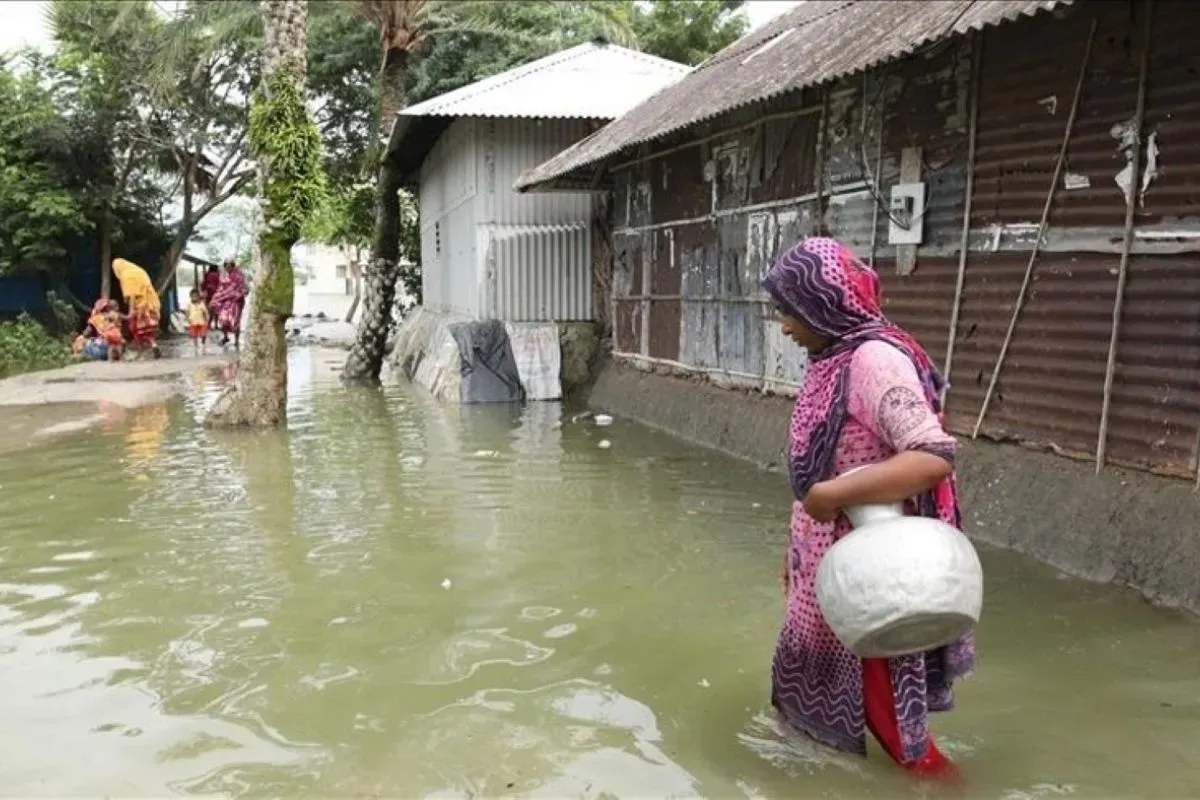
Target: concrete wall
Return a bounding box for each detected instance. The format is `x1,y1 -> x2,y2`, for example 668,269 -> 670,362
587,360 -> 1200,616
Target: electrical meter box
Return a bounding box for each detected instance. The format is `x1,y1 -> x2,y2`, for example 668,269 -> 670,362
887,182 -> 927,246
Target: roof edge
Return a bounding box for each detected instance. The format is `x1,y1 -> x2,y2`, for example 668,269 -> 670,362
515,0 -> 1074,194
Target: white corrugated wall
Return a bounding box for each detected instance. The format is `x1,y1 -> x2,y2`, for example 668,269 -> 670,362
419,117 -> 599,322
480,223 -> 592,321
419,119 -> 481,317
478,118 -> 594,225
476,118 -> 596,321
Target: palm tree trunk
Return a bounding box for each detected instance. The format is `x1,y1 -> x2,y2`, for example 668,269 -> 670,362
206,0 -> 310,428
343,46 -> 408,384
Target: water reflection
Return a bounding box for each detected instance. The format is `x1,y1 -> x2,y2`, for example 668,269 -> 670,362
0,348 -> 1197,797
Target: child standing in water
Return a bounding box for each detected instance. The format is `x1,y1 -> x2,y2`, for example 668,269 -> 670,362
186,289 -> 209,355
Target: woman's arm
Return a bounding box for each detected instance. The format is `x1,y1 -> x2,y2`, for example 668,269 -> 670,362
804,452 -> 951,521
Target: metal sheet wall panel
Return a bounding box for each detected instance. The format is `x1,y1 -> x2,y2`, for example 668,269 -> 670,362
654,146 -> 711,223
419,118 -> 479,315
874,256 -> 958,368
940,252 -> 1117,458
612,230 -> 643,353
763,322 -> 809,393
481,118 -> 594,226
970,4 -> 1136,232
1108,255 -> 1200,474
483,223 -> 592,322
872,37 -> 973,254
444,204 -> 480,317
600,0 -> 1200,479
1140,0 -> 1200,227
678,222 -> 719,367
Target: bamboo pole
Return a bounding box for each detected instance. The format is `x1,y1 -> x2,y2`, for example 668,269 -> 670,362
814,88 -> 830,234
971,18 -> 1098,439
868,78 -> 885,269
942,31 -> 983,408
1097,1 -> 1153,475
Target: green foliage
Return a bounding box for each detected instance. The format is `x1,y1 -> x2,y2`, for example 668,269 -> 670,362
0,60 -> 90,278
0,315 -> 72,378
301,0 -> 746,310
44,291 -> 77,332
308,6 -> 378,185
249,68 -> 328,242
406,1 -> 635,105
626,1 -> 748,66
99,0 -> 261,285
397,190 -> 422,304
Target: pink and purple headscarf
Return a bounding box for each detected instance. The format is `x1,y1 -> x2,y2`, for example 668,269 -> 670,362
762,237 -> 951,510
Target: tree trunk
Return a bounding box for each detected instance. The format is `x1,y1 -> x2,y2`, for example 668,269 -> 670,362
343,46 -> 408,384
378,46 -> 408,142
99,212 -> 113,300
345,257 -> 362,323
206,0 -> 309,429
343,158 -> 401,383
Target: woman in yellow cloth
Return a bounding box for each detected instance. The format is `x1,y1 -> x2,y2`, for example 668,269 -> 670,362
112,258 -> 161,358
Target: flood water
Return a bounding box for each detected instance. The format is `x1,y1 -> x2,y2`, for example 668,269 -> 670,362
1,347 -> 1198,798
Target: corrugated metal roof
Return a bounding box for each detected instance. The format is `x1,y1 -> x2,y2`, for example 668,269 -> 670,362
398,40 -> 691,121
515,0 -> 1073,192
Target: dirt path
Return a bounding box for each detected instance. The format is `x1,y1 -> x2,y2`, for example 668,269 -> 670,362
0,355 -> 233,410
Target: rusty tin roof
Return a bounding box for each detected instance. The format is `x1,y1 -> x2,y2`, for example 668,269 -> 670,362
515,0 -> 1073,192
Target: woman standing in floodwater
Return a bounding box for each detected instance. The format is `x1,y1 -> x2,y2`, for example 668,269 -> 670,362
763,237 -> 973,781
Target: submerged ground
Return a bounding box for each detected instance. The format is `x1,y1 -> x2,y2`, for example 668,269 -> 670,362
0,348 -> 1197,797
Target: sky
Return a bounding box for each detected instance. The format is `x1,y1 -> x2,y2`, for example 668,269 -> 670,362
2,0 -> 803,264
0,0 -> 804,54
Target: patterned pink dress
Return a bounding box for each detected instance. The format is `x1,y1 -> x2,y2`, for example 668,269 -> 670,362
772,340 -> 971,759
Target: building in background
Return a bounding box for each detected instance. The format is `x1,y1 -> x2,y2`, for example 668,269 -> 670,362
514,0 -> 1200,613
292,242 -> 357,322
389,38 -> 690,402
518,0 -> 1200,482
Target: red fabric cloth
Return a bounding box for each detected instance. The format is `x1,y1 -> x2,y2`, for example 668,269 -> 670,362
862,658 -> 961,781
129,308 -> 159,346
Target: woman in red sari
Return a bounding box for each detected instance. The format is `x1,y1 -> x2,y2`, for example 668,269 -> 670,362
211,259 -> 248,348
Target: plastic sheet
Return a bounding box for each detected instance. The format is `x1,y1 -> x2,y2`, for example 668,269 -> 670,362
448,320 -> 525,404
505,322 -> 563,401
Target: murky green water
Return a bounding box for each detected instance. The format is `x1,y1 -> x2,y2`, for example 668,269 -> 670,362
1,348 -> 1198,798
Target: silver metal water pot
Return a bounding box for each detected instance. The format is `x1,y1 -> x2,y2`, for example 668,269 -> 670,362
814,475 -> 983,658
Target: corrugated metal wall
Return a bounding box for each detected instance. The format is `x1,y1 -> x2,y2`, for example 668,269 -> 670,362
480,223 -> 592,321
610,39 -> 967,393
479,119 -> 594,226
478,118 -> 597,322
420,118 -> 481,317
419,117 -> 597,322
608,0 -> 1200,478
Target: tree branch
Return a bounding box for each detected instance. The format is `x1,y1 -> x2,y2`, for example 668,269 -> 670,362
194,169 -> 255,219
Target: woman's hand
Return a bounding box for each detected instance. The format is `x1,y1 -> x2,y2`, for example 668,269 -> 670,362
802,481 -> 843,523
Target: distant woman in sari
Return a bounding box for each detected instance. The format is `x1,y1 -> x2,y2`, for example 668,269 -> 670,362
112,258 -> 161,359
211,259 -> 247,349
